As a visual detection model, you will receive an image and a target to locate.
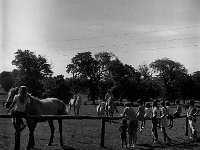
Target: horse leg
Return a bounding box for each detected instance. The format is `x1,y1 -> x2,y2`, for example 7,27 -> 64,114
74,107 -> 76,116
77,106 -> 80,116
47,120 -> 55,146
58,119 -> 64,146
26,121 -> 37,150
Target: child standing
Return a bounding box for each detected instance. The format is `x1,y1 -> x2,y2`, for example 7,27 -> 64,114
141,102 -> 152,129
136,99 -> 145,132
160,101 -> 171,143
119,118 -> 128,148
165,101 -> 174,129
152,100 -> 161,144
187,99 -> 199,141
174,99 -> 182,118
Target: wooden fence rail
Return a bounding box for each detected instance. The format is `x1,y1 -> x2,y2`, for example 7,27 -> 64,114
0,114 -> 200,150
0,114 -> 123,149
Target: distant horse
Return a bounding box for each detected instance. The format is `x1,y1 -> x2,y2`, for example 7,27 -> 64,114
68,95 -> 82,116
97,101 -> 106,116
105,97 -> 119,123
5,87 -> 69,149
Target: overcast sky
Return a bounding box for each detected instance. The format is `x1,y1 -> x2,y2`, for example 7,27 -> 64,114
1,0 -> 200,77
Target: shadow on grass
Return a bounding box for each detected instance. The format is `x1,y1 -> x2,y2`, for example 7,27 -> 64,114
136,138 -> 200,150
144,139 -> 200,149
166,138 -> 200,149
60,145 -> 76,150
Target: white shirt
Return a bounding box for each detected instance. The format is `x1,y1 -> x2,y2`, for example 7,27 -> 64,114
144,108 -> 152,118
13,95 -> 30,112
152,107 -> 161,118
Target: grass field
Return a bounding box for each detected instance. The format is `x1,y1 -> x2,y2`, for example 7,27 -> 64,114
0,94 -> 200,150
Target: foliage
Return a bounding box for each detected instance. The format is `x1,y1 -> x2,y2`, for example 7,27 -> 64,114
0,71 -> 18,92
66,52 -> 118,103
150,58 -> 188,101
191,71 -> 200,100
12,49 -> 53,96
41,75 -> 72,104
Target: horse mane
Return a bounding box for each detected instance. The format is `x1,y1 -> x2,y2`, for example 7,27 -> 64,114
28,94 -> 40,101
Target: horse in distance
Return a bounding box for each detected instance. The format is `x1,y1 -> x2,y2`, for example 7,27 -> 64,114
105,96 -> 119,123
5,87 -> 69,150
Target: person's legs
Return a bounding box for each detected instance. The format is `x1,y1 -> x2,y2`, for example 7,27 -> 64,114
125,137 -> 127,148
132,130 -> 137,147
152,124 -> 158,143
128,127 -> 133,147
121,138 -> 123,148
189,120 -> 197,140
162,127 -> 171,142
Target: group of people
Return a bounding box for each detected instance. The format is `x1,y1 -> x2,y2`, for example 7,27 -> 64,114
119,98 -> 199,148
5,86 -> 200,148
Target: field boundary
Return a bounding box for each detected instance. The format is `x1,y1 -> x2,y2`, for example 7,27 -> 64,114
0,114 -> 200,150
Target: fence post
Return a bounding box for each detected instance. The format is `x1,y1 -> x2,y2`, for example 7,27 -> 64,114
100,118 -> 105,147
185,117 -> 188,136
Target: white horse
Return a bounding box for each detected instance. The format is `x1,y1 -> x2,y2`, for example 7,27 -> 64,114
5,87 -> 69,149
97,101 -> 106,116
68,95 -> 82,116
105,97 -> 119,123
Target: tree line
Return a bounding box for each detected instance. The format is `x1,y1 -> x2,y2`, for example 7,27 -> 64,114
0,49 -> 200,104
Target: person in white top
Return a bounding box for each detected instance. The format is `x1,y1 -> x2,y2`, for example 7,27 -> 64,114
122,102 -> 138,148
7,86 -> 30,132
187,99 -> 199,140
141,102 -> 152,130
160,101 -> 171,143
151,100 -> 161,144
165,101 -> 174,128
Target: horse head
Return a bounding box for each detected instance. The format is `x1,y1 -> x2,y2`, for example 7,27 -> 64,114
5,87 -> 19,109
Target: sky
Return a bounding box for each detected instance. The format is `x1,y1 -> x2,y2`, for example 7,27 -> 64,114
1,0 -> 200,77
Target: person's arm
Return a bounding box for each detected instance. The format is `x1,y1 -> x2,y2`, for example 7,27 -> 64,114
194,107 -> 199,116
136,106 -> 139,115
119,126 -> 122,132
160,108 -> 164,118
7,101 -> 16,113
122,108 -> 127,117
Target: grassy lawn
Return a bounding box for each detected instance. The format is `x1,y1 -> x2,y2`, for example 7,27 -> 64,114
0,94 -> 200,150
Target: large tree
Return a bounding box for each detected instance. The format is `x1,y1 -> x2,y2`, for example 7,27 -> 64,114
12,49 -> 53,96
66,51 -> 119,104
66,52 -> 100,104
150,58 -> 187,101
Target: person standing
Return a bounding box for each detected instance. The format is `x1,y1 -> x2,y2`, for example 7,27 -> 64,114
7,86 -> 30,132
174,99 -> 182,118
122,102 -> 138,148
142,102 -> 153,129
187,99 -> 199,141
152,100 -> 161,144
136,99 -> 145,132
119,118 -> 128,148
105,89 -> 112,102
160,101 -> 171,143
165,101 -> 174,128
